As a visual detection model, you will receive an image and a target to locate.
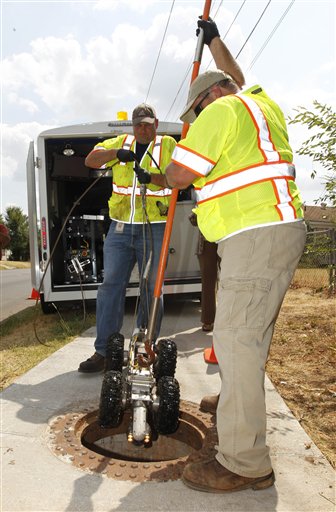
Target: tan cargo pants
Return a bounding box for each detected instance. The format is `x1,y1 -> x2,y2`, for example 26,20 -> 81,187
214,221 -> 307,478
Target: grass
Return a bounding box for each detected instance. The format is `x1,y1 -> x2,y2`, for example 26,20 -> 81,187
0,261 -> 31,270
0,305 -> 96,390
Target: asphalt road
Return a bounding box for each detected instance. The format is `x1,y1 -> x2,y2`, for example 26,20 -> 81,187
0,268 -> 34,322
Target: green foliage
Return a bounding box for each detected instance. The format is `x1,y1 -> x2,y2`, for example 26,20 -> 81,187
5,206 -> 30,261
288,101 -> 336,206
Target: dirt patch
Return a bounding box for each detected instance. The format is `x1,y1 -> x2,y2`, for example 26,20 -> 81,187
267,287 -> 335,468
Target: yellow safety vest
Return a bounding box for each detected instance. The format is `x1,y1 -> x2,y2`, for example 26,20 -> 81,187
93,134 -> 176,223
172,85 -> 304,242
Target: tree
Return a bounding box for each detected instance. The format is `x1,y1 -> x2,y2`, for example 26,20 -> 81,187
288,101 -> 336,206
5,206 -> 30,261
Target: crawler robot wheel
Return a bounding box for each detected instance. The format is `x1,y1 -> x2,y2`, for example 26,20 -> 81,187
154,338 -> 177,381
155,376 -> 180,435
98,370 -> 123,428
105,332 -> 124,372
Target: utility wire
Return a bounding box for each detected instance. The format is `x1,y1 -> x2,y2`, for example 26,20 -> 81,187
145,0 -> 175,104
164,0 -> 245,121
235,0 -> 272,59
164,0 -> 281,121
205,0 -> 247,70
247,0 -> 295,70
164,0 -> 223,121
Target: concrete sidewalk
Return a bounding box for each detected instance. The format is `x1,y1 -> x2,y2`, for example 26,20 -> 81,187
1,297 -> 335,511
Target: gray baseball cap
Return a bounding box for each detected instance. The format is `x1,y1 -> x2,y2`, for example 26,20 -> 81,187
132,103 -> 156,126
180,70 -> 232,124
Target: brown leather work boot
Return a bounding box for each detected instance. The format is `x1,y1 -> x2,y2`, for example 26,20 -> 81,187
182,457 -> 275,493
200,394 -> 219,414
78,353 -> 105,373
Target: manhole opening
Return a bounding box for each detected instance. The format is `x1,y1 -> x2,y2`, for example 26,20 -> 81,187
48,401 -> 216,482
81,411 -> 203,462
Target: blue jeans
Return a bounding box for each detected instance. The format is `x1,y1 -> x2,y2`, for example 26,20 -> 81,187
94,221 -> 165,356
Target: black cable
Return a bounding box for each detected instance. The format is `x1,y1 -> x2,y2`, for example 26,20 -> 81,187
164,0 -> 274,120
247,0 -> 295,70
145,0 -> 175,103
164,0 -> 242,121
205,0 -> 247,70
33,164 -> 116,346
131,162 -> 154,338
235,0 -> 272,59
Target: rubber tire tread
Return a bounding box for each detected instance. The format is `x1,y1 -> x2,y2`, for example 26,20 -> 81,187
105,332 -> 124,372
154,338 -> 177,380
155,376 -> 180,435
98,370 -> 123,428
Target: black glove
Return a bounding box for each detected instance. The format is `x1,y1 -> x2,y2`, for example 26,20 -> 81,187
188,212 -> 198,227
116,149 -> 137,163
196,17 -> 220,45
135,166 -> 151,184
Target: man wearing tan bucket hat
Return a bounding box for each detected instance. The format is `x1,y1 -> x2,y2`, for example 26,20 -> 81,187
165,17 -> 306,493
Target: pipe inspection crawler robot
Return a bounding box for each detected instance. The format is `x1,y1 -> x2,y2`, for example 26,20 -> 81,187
99,331 -> 180,444
98,161 -> 180,444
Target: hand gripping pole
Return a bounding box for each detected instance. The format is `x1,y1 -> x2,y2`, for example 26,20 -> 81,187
140,0 -> 213,364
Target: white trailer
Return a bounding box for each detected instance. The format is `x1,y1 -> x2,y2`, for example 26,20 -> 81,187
26,119 -> 201,313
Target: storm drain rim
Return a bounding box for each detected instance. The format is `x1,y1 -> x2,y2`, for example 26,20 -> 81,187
46,400 -> 217,482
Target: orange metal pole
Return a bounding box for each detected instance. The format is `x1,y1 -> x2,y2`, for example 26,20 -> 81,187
146,0 -> 212,344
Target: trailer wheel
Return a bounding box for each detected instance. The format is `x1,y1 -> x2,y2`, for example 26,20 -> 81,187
105,332 -> 124,372
40,294 -> 56,314
98,370 -> 123,428
154,338 -> 177,381
155,376 -> 180,435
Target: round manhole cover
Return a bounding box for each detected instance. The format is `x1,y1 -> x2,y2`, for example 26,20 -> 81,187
47,400 -> 217,482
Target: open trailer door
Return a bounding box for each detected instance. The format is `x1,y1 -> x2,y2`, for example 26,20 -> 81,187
26,140 -> 41,293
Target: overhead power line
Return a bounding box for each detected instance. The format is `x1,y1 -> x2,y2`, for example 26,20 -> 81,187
247,0 -> 296,70
164,0 -> 290,122
164,0 -> 226,121
235,0 -> 272,59
145,0 -> 175,104
205,0 -> 247,70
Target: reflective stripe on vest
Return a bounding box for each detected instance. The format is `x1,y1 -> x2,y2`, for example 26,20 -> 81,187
195,162 -> 295,203
119,134 -> 135,166
112,184 -> 172,198
195,163 -> 297,222
272,177 -> 297,221
191,92 -> 297,218
235,94 -> 281,163
151,135 -> 163,168
172,144 -> 214,177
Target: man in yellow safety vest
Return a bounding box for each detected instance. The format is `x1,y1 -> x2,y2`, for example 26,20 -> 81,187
78,104 -> 176,373
165,18 -> 307,493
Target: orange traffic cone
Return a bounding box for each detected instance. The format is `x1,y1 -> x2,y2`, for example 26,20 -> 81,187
28,288 -> 40,300
203,343 -> 218,364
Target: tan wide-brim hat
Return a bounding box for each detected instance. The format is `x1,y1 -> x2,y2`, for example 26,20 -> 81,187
180,69 -> 232,124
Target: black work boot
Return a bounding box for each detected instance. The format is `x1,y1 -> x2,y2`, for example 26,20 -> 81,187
78,353 -> 105,373
200,394 -> 219,414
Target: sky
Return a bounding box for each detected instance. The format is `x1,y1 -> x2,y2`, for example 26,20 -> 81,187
1,0 -> 335,216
